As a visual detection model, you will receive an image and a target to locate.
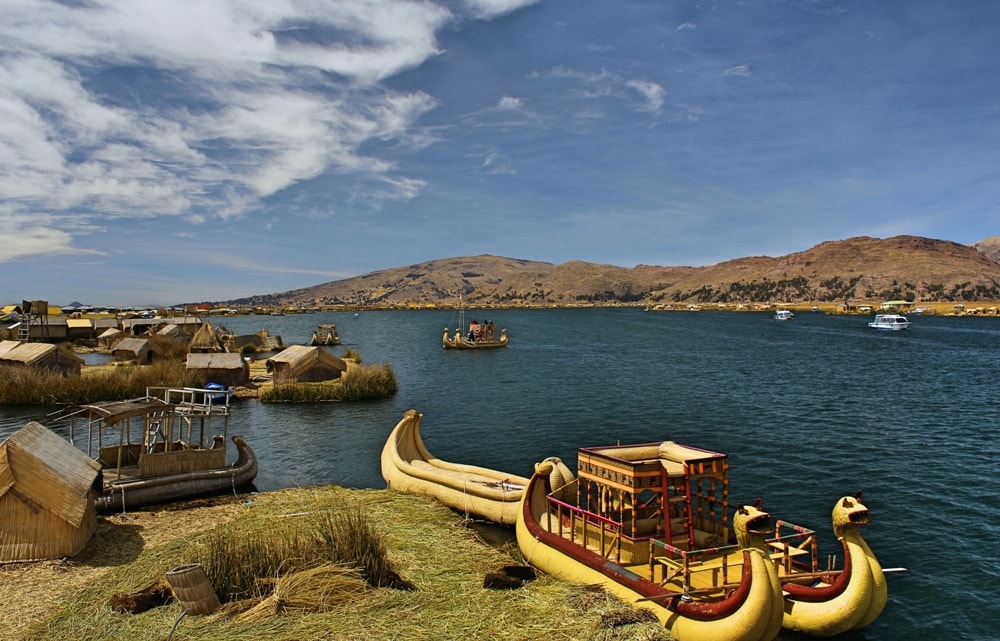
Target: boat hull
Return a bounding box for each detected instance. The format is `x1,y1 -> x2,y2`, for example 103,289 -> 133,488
95,436 -> 257,513
380,410 -> 529,525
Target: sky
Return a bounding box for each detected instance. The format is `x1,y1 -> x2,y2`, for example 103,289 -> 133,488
2,0 -> 998,307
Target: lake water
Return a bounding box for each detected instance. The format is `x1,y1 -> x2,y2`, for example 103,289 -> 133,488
2,308 -> 997,641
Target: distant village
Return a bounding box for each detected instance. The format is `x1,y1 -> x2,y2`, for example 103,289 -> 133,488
0,299 -> 353,389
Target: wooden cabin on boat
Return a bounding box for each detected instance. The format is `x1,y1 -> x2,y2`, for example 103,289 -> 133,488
185,352 -> 250,387
266,345 -> 347,385
0,422 -> 101,562
112,337 -> 165,363
0,340 -> 84,377
571,441 -> 732,565
59,388 -> 236,499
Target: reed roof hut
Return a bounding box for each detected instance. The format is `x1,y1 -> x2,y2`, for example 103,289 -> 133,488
188,321 -> 224,353
0,340 -> 84,377
0,421 -> 101,562
186,352 -> 250,387
112,337 -> 165,363
266,345 -> 347,385
98,327 -> 122,348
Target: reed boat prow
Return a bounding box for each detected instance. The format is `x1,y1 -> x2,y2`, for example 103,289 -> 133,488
381,410 -> 529,525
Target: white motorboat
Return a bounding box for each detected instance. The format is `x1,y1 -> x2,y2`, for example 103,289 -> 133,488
868,314 -> 910,330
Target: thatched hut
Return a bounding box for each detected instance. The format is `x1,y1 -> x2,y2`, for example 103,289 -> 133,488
188,321 -> 224,353
66,317 -> 94,341
266,345 -> 347,385
111,337 -> 165,363
221,328 -> 284,352
0,421 -> 101,562
98,327 -> 122,348
186,352 -> 250,387
0,340 -> 84,377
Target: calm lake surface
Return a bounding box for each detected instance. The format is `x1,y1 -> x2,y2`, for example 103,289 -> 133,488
2,308 -> 997,641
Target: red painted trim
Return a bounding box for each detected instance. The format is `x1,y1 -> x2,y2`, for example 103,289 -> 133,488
782,538 -> 852,602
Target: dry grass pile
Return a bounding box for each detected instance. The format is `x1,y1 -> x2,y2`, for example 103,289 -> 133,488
230,564 -> 368,622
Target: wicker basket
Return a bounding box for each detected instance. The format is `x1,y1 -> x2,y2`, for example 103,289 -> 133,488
165,564 -> 220,615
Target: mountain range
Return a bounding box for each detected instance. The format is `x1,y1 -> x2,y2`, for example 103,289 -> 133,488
219,235 -> 1000,308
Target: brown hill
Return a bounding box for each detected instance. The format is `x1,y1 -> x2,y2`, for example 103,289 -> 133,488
223,235 -> 1000,308
974,235 -> 1000,262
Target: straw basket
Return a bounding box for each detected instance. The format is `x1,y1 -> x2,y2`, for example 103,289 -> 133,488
165,564 -> 220,615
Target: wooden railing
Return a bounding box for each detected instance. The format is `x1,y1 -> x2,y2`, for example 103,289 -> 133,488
649,519 -> 817,591
545,493 -> 624,562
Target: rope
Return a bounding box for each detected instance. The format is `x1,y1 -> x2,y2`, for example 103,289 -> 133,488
165,609 -> 188,641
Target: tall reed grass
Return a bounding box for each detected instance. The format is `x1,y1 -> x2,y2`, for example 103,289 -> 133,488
259,362 -> 396,402
199,505 -> 395,602
0,359 -> 191,405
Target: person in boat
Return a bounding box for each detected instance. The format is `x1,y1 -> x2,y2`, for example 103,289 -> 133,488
468,319 -> 480,341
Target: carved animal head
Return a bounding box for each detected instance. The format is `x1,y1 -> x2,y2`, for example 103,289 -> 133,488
832,490 -> 870,538
733,498 -> 772,549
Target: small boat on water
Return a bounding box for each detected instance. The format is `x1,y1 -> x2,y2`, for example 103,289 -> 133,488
310,323 -> 341,346
515,440 -> 888,640
443,306 -> 507,349
775,310 -> 794,321
61,386 -> 257,513
380,410 -> 528,525
868,314 -> 910,330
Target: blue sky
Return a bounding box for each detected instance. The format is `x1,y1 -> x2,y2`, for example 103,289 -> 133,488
2,0 -> 998,307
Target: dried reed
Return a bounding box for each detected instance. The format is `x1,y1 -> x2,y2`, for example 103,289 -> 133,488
232,564 -> 367,622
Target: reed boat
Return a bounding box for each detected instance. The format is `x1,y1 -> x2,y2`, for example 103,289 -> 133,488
310,323 -> 340,345
515,441 -> 887,640
61,386 -> 258,513
95,435 -> 257,513
380,410 -> 528,525
442,306 -> 507,349
442,327 -> 508,349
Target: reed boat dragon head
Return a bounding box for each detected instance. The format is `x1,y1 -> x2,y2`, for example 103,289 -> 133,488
733,498 -> 772,550
832,490 -> 870,539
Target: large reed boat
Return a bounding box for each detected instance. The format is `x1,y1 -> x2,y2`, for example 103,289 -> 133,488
381,409 -> 528,525
516,440 -> 887,640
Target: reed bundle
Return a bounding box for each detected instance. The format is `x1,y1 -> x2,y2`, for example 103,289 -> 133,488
232,564 -> 368,622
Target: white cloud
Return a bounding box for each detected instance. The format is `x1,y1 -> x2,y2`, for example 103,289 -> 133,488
724,64 -> 753,78
496,96 -> 523,110
0,0 -> 456,263
462,0 -> 541,20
